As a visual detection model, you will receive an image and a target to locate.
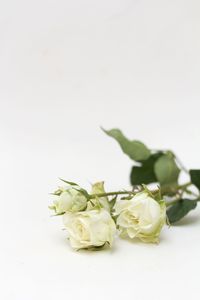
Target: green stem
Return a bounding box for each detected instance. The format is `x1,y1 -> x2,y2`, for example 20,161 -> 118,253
165,181 -> 196,206
90,182 -> 192,200
177,182 -> 191,190
89,188 -> 160,200
185,188 -> 199,197
89,184 -> 200,208
161,182 -> 192,195
89,191 -> 135,199
166,196 -> 200,207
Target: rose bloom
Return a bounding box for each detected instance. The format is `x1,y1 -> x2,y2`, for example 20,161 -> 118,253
52,188 -> 87,214
114,191 -> 166,243
63,209 -> 116,249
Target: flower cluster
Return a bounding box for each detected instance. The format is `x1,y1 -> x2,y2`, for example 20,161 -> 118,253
49,180 -> 166,250
49,128 -> 200,251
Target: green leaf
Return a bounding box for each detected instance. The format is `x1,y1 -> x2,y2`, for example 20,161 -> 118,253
190,170 -> 200,190
50,189 -> 62,196
59,178 -> 79,186
130,153 -> 163,185
167,199 -> 197,223
102,128 -> 151,162
154,153 -> 180,185
131,166 -> 156,185
109,195 -> 117,211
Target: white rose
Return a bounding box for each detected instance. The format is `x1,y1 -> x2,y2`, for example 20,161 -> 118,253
63,209 -> 116,249
52,188 -> 87,214
114,191 -> 166,243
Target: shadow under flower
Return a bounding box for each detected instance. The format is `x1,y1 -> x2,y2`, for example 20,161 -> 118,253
74,242 -> 118,255
119,234 -> 160,246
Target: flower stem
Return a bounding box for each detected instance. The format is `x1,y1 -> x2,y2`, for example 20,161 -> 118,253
89,188 -> 160,200
89,183 -> 199,208
166,196 -> 200,207
90,183 -> 192,200
177,182 -> 191,190
89,191 -> 135,199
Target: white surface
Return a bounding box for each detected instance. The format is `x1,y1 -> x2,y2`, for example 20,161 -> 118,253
1,1 -> 200,299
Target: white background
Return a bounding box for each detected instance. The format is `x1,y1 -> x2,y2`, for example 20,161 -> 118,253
1,1 -> 200,299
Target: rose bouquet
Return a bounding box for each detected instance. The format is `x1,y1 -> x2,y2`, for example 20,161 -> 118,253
49,128 -> 200,251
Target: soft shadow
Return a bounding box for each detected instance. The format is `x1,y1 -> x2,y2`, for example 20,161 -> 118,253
119,235 -> 158,247
76,242 -> 118,255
